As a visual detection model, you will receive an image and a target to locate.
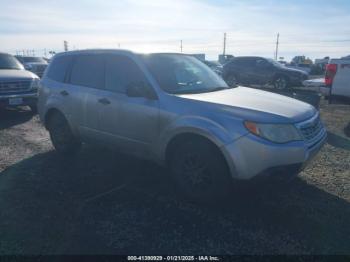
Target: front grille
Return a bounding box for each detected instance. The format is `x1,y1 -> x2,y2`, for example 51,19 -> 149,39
298,115 -> 323,141
0,80 -> 32,94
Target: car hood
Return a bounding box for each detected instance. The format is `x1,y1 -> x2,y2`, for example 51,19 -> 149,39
0,69 -> 38,80
178,87 -> 316,123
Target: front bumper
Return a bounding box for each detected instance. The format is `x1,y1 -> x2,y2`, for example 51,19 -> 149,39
0,92 -> 38,108
222,129 -> 327,180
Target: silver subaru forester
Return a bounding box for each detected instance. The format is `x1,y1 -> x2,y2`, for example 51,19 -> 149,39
38,49 -> 327,202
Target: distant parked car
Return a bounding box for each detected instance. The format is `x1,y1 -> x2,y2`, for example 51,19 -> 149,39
15,56 -> 48,78
202,60 -> 223,75
303,58 -> 350,103
0,53 -> 39,112
324,58 -> 350,101
38,49 -> 326,202
223,56 -> 309,89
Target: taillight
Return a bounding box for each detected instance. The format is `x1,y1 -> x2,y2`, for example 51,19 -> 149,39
325,64 -> 337,86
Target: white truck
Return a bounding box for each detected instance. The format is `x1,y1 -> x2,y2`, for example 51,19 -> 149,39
303,57 -> 350,102
325,58 -> 350,100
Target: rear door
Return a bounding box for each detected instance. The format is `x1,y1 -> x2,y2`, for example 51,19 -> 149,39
44,55 -> 82,128
67,54 -> 107,141
236,57 -> 257,84
253,58 -> 275,85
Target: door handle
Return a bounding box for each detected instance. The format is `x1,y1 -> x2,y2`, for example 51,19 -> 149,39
98,98 -> 111,105
60,90 -> 69,96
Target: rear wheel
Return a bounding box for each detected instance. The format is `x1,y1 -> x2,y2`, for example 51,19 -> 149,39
47,112 -> 81,155
226,74 -> 238,87
273,76 -> 289,89
169,136 -> 233,203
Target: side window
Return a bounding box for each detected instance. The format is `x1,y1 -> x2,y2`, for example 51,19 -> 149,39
105,55 -> 148,94
47,56 -> 73,82
256,59 -> 269,68
70,55 -> 105,89
235,58 -> 254,67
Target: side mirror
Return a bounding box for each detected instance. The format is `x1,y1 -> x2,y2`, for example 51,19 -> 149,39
126,82 -> 157,100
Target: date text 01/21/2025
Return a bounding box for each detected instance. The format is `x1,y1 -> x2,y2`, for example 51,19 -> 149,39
127,256 -> 220,261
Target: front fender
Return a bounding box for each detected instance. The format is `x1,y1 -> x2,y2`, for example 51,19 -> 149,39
157,116 -> 235,162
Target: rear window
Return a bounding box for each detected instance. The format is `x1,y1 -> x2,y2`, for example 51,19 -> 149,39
47,55 -> 73,82
69,55 -> 105,89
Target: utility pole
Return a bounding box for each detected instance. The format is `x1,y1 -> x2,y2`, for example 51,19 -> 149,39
64,40 -> 69,52
275,33 -> 279,60
223,33 -> 227,56
180,40 -> 183,53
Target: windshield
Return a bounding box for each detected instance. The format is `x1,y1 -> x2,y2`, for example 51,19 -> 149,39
267,58 -> 284,68
0,54 -> 24,70
140,54 -> 229,94
21,57 -> 46,63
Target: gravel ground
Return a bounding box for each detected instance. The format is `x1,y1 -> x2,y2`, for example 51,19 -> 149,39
0,97 -> 349,255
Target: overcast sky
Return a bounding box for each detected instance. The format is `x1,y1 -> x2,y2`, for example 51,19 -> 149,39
1,0 -> 349,60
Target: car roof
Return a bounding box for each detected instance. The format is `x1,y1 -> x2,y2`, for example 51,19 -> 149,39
233,56 -> 265,60
54,49 -> 192,58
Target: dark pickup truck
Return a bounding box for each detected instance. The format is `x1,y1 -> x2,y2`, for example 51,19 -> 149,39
223,56 -> 309,89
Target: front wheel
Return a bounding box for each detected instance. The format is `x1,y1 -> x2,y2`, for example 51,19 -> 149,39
29,105 -> 37,114
47,112 -> 81,155
273,76 -> 289,89
169,137 -> 233,203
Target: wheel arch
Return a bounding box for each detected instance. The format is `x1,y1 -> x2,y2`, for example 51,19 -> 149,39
163,131 -> 237,179
44,107 -> 64,129
165,132 -> 221,165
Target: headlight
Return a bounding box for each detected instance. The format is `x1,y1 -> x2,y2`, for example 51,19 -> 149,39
31,78 -> 40,91
244,121 -> 302,143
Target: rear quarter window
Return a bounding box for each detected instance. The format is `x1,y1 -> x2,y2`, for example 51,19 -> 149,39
47,56 -> 73,82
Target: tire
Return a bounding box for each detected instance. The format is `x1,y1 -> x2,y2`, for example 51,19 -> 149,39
345,122 -> 350,138
226,74 -> 238,87
29,105 -> 37,114
47,112 -> 81,155
273,76 -> 289,89
169,137 -> 233,203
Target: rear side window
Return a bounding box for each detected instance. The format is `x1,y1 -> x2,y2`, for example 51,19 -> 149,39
239,58 -> 256,67
105,55 -> 148,94
47,56 -> 73,82
70,55 -> 105,89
